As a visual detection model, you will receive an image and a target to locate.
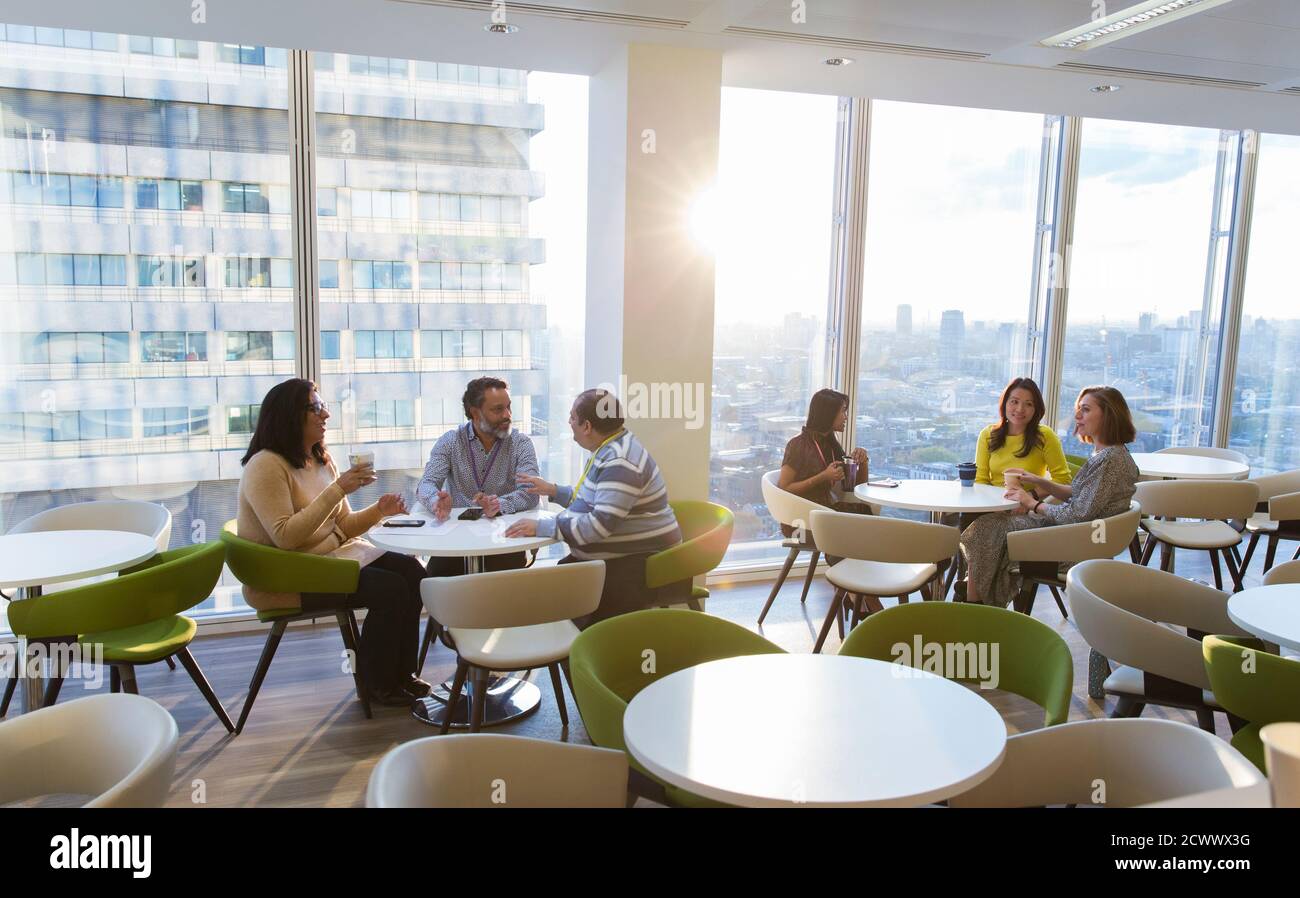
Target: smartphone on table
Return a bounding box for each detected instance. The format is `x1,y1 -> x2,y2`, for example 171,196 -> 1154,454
458,508 -> 484,521
382,519 -> 426,527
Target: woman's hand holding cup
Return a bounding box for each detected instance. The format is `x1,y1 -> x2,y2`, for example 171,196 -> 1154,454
821,460 -> 845,485
338,464 -> 377,495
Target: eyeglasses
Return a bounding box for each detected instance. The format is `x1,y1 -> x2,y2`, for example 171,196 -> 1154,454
305,401 -> 329,416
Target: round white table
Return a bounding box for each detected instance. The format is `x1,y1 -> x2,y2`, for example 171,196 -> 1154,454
853,480 -> 1018,523
1228,584 -> 1300,653
368,507 -> 557,729
1130,453 -> 1249,480
0,529 -> 158,713
623,654 -> 1007,807
854,480 -> 1019,599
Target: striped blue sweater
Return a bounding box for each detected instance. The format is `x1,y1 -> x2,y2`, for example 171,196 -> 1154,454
536,430 -> 682,560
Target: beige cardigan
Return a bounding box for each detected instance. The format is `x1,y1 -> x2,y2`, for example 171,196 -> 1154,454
236,449 -> 385,610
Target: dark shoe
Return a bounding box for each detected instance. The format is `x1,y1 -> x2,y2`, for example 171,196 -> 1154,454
402,676 -> 433,699
953,581 -> 968,602
369,687 -> 414,708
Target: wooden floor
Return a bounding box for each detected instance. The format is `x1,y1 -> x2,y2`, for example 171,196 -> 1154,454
11,548 -> 1277,807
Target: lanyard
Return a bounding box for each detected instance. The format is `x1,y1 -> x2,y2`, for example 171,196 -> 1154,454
464,422 -> 503,493
573,429 -> 625,496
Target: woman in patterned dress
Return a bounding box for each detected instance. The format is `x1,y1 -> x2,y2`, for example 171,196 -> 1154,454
960,386 -> 1140,607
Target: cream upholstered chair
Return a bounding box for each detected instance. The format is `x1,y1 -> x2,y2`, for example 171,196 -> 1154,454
1264,559 -> 1300,586
1134,480 -> 1258,591
807,509 -> 957,654
1068,559 -> 1253,729
1239,469 -> 1300,577
421,560 -> 604,733
367,733 -> 628,808
0,694 -> 178,808
1006,500 -> 1141,619
757,470 -> 827,625
9,499 -> 172,552
949,718 -> 1263,808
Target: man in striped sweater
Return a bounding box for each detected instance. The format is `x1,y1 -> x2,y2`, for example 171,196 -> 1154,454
505,388 -> 684,627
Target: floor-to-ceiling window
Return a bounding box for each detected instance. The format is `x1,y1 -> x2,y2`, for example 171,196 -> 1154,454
1056,119 -> 1222,454
0,26 -> 292,619
1227,132 -> 1300,474
856,101 -> 1045,489
0,25 -> 588,623
311,54 -> 588,537
709,87 -> 838,565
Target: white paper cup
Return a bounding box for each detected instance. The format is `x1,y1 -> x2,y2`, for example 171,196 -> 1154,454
348,451 -> 374,471
1261,721 -> 1300,808
1004,472 -> 1021,491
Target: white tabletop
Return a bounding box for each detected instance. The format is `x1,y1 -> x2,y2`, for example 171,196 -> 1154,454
854,479 -> 1019,515
1131,453 -> 1249,480
0,530 -> 159,589
366,507 -> 557,558
1227,585 -> 1300,652
622,654 -> 1007,807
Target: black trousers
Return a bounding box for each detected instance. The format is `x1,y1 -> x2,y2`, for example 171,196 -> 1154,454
561,553 -> 691,630
302,552 -> 424,693
425,551 -> 529,578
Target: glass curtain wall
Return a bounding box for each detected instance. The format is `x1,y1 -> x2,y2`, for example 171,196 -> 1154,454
0,24 -> 589,623
856,101 -> 1045,487
1227,132 -> 1300,473
1055,119 -> 1222,454
709,87 -> 838,565
0,27 -> 292,620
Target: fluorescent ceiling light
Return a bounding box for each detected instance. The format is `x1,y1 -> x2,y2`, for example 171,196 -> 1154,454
1040,0 -> 1236,51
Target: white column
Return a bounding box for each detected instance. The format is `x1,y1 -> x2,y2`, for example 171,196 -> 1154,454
584,43 -> 722,501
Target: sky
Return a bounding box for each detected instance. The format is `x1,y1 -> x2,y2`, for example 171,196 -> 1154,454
709,89 -> 1298,331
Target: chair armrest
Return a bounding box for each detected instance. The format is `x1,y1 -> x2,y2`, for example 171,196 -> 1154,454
1008,520 -> 1120,563
645,525 -> 731,589
1271,490 -> 1300,522
220,527 -> 360,594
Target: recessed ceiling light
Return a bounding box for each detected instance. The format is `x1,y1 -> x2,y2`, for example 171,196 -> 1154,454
824,57 -> 853,66
1091,84 -> 1122,92
484,22 -> 520,35
1041,0 -> 1236,51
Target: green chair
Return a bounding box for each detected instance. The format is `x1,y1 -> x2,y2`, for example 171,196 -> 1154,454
220,521 -> 369,734
1203,634 -> 1300,773
1064,453 -> 1086,477
646,500 -> 734,612
6,540 -> 234,732
569,608 -> 783,806
838,602 -> 1073,728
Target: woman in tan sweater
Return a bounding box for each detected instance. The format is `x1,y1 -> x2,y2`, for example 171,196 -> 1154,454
237,378 -> 431,706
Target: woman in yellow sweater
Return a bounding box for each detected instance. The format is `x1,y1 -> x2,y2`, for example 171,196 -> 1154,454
976,377 -> 1073,492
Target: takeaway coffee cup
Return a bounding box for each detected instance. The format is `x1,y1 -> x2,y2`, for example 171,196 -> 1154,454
348,450 -> 374,472
1004,471 -> 1022,491
957,462 -> 977,487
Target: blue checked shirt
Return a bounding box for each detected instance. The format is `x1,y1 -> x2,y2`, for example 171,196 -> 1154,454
416,423 -> 540,515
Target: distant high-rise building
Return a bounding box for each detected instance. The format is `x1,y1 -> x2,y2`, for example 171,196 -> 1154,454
896,304 -> 912,335
939,310 -> 964,372
1139,312 -> 1157,333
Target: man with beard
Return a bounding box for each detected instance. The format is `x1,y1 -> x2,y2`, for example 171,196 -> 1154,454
416,376 -> 540,577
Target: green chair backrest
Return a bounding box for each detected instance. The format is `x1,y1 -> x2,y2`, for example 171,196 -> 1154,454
838,602 -> 1073,727
569,608 -> 783,754
7,540 -> 226,640
644,500 -> 734,589
220,519 -> 360,595
1064,453 -> 1086,477
1204,634 -> 1300,771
